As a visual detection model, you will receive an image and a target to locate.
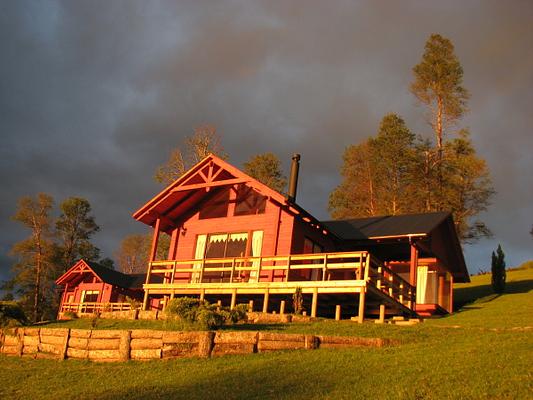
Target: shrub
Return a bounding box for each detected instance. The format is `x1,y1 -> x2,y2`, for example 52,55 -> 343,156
293,287 -> 304,314
0,301 -> 27,328
125,296 -> 142,310
165,297 -> 203,322
165,297 -> 248,329
62,311 -> 78,320
196,306 -> 225,330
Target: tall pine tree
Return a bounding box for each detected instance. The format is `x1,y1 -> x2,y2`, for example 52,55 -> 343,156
55,197 -> 100,272
10,193 -> 55,321
243,152 -> 287,193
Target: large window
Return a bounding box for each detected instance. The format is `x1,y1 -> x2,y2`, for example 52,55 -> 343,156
82,290 -> 99,303
193,231 -> 263,283
205,233 -> 248,259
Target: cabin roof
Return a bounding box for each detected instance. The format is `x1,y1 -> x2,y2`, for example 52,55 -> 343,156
132,153 -> 329,235
56,259 -> 147,289
323,212 -> 469,282
132,154 -> 289,232
321,211 -> 450,240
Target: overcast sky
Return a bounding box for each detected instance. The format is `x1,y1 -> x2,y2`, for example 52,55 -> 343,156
1,0 -> 532,283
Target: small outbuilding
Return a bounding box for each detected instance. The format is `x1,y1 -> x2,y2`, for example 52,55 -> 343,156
55,259 -> 145,316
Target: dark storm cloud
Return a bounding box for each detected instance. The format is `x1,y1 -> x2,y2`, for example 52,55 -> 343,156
1,0 -> 532,282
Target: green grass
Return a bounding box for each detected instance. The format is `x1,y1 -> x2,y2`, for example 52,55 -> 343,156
1,269 -> 532,400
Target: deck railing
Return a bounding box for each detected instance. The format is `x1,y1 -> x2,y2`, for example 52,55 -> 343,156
147,251 -> 415,310
60,302 -> 132,314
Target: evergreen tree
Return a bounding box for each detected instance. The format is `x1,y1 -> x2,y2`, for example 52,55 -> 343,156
10,193 -> 55,322
155,124 -> 227,185
411,34 -> 470,206
329,141 -> 377,218
243,152 -> 287,193
491,244 -> 506,294
441,130 -> 494,242
329,113 -> 419,218
368,114 -> 418,215
411,33 -> 469,156
55,197 -> 100,272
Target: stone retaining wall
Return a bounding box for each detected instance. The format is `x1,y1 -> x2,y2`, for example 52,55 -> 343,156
0,327 -> 393,362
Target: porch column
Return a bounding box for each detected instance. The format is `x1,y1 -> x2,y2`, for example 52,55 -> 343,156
409,243 -> 419,287
58,283 -> 69,318
438,274 -> 445,308
357,289 -> 366,324
165,227 -> 179,284
143,217 -> 161,311
148,217 -> 162,263
448,275 -> 454,313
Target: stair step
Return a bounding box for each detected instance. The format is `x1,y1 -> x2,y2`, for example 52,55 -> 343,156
392,319 -> 421,326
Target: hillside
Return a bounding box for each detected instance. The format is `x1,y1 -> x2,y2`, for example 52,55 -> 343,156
1,268 -> 531,399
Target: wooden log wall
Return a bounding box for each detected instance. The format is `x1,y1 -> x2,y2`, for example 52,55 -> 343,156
0,327 -> 395,362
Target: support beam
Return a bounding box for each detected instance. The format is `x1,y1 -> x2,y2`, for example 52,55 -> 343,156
248,300 -> 254,313
449,275 -> 454,313
409,243 -> 419,287
335,305 -> 341,321
263,290 -> 269,313
378,304 -> 386,324
280,300 -> 286,315
142,290 -> 150,311
230,289 -> 237,309
148,218 -> 161,263
357,290 -> 366,324
311,288 -> 318,318
199,289 -> 205,302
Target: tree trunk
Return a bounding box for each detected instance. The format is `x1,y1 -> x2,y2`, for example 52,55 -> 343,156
436,96 -> 444,210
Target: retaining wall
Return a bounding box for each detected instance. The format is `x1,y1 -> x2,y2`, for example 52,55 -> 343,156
0,328 -> 393,362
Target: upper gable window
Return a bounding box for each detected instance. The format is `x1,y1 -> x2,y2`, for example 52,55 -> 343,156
234,185 -> 267,216
199,188 -> 230,219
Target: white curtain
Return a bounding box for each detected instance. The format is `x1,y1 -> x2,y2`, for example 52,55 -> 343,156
192,234 -> 207,283
249,231 -> 263,282
416,266 -> 429,304
209,234 -> 227,243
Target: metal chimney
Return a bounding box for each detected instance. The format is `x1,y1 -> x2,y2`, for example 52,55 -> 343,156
287,153 -> 301,203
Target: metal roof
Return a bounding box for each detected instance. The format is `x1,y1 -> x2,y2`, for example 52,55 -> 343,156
321,211 -> 451,240
76,261 -> 147,289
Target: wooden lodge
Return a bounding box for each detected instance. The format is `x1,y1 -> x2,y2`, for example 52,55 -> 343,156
126,153 -> 469,321
56,259 -> 146,315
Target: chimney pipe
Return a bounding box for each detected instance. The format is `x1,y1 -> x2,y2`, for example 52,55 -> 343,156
287,153 -> 300,203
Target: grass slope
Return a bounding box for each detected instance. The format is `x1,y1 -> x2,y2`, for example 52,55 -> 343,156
1,269 -> 532,400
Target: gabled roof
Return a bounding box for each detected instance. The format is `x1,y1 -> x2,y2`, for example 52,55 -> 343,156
323,212 -> 469,282
132,153 -> 329,234
321,211 -> 450,240
133,154 -> 289,232
56,259 -> 146,289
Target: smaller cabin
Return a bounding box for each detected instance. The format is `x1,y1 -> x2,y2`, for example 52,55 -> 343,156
55,260 -> 146,316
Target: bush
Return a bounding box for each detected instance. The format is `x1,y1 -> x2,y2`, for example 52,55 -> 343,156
165,297 -> 248,329
0,301 -> 27,328
125,296 -> 142,310
62,311 -> 78,320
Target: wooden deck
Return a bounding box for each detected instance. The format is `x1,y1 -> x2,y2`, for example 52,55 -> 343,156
143,251 -> 417,321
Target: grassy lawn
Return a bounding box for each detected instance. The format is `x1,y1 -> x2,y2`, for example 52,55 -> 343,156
1,268 -> 531,399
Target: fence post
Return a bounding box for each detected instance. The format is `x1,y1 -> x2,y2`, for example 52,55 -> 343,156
335,305 -> 341,321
